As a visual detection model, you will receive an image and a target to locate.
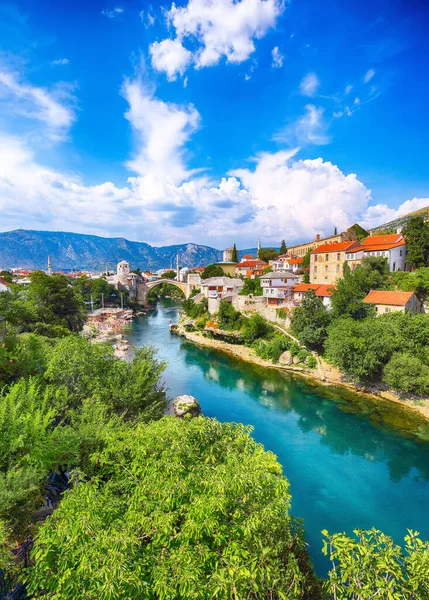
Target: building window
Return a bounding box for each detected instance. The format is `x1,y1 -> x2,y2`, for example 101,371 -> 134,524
336,265 -> 340,272
400,250 -> 403,256
315,255 -> 318,262
314,266 -> 318,274
337,253 -> 341,261
325,265 -> 328,273
325,254 -> 329,261
385,307 -> 389,313
375,306 -> 378,312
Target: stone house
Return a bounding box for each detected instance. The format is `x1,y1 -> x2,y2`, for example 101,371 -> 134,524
293,283 -> 336,308
260,271 -> 299,306
271,255 -> 304,273
200,277 -> 243,299
235,259 -> 267,279
310,241 -> 362,284
360,234 -> 407,272
363,290 -> 420,314
287,232 -> 348,257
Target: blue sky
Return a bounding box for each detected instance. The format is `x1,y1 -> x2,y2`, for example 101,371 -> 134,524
0,0 -> 428,248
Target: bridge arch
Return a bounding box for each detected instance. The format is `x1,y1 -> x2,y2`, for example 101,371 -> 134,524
137,278 -> 194,304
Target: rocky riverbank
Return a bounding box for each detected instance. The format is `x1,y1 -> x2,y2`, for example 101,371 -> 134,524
172,321 -> 429,422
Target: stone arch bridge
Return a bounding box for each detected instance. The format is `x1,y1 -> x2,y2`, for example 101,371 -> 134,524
137,278 -> 196,305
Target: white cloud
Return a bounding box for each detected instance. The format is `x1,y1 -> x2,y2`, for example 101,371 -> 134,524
0,74 -> 416,248
274,104 -> 330,146
0,69 -> 75,139
271,46 -> 284,68
345,84 -> 353,94
299,72 -> 319,96
364,68 -> 375,83
354,97 -> 360,105
362,197 -> 429,230
149,39 -> 192,81
140,9 -> 155,27
122,77 -> 200,183
51,58 -> 69,66
151,0 -> 284,79
101,7 -> 123,18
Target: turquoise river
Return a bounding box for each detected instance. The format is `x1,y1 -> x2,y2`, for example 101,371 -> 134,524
126,302 -> 429,576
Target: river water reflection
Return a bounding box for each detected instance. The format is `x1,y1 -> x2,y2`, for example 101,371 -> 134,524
126,302 -> 429,575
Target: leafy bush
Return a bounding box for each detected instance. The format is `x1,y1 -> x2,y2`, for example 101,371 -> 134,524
291,292 -> 332,351
28,417 -> 321,600
252,334 -> 290,363
323,528 -> 429,600
383,352 -> 429,396
306,355 -> 317,369
182,297 -> 208,319
217,300 -> 243,330
242,314 -> 272,344
238,277 -> 263,296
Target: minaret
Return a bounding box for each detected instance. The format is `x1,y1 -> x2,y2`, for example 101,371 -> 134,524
176,254 -> 180,281
47,255 -> 53,276
257,237 -> 261,257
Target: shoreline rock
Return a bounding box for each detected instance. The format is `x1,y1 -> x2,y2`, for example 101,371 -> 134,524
172,395 -> 202,419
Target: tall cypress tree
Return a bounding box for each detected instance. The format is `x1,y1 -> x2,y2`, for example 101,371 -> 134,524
231,244 -> 238,263
280,240 -> 287,254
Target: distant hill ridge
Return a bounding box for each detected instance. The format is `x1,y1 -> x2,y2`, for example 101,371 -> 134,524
370,205 -> 429,234
0,229 -> 257,271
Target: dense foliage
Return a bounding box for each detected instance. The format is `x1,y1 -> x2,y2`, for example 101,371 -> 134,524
217,299 -> 243,330
182,297 -> 208,319
201,264 -> 224,279
325,312 -> 429,390
291,293 -> 332,351
258,248 -> 279,262
28,417 -> 321,600
403,216 -> 429,268
231,243 -> 238,262
331,257 -> 390,319
323,528 -> 429,599
280,239 -> 287,255
238,277 -> 263,296
70,275 -> 122,309
0,334 -> 167,539
0,272 -> 86,337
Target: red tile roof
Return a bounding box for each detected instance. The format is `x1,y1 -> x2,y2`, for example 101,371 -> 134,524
236,260 -> 267,268
0,277 -> 11,287
288,257 -> 303,265
293,284 -> 320,292
315,284 -> 336,297
242,254 -> 254,259
363,290 -> 415,306
311,241 -> 361,254
361,234 -> 403,247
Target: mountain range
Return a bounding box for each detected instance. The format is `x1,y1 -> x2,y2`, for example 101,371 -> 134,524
0,229 -> 257,272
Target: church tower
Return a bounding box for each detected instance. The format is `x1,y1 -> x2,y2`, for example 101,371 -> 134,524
47,255 -> 53,276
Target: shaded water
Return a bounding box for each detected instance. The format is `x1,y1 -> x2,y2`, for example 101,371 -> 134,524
126,302 -> 429,575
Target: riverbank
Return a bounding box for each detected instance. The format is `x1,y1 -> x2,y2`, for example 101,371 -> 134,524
172,321 -> 429,422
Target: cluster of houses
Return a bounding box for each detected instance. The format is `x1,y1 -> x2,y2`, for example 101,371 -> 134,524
200,229 -> 423,315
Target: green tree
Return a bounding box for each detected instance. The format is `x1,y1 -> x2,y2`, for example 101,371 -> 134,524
258,248 -> 279,262
201,264 -> 224,279
0,271 -> 13,283
347,223 -> 369,242
334,226 -> 337,235
217,299 -> 243,330
182,297 -> 208,318
231,243 -> 238,263
280,239 -> 287,255
331,257 -> 390,319
241,313 -> 272,344
44,336 -> 168,420
302,248 -> 313,283
238,277 -> 263,296
28,417 -> 321,600
325,316 -> 394,382
291,292 -> 332,351
162,270 -> 177,279
403,216 -> 429,268
323,528 -> 429,600
383,352 -> 429,396
27,271 -> 86,333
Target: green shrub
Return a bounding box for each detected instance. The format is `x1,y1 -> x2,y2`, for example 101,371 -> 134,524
383,352 -> 429,396
217,300 -> 243,331
242,314 -> 272,345
307,355 -> 317,369
28,418 -> 321,600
